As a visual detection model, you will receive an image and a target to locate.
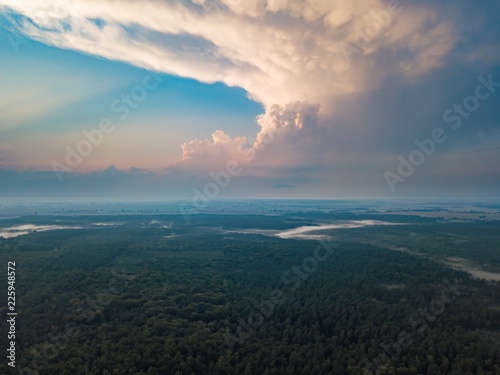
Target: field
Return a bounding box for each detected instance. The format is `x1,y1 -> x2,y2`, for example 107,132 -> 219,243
1,201 -> 499,374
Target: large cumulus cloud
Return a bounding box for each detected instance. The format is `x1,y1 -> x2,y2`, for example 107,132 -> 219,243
175,101 -> 321,173
1,0 -> 498,181
0,0 -> 459,106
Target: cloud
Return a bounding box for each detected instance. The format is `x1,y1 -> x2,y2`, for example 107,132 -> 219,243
250,101 -> 323,167
254,101 -> 320,151
1,0 -> 498,187
0,0 -> 462,107
173,101 -> 321,173
178,129 -> 249,171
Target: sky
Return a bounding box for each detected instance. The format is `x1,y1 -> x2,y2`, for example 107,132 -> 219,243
0,0 -> 499,200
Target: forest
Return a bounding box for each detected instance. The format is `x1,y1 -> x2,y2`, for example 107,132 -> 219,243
0,212 -> 499,374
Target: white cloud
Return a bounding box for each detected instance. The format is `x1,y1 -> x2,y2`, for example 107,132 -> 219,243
178,130 -> 249,171
251,101 -> 321,163
2,0 -> 488,174
174,101 -> 321,173
0,0 -> 459,106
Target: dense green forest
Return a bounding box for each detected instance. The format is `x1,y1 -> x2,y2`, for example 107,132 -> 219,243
1,214 -> 499,374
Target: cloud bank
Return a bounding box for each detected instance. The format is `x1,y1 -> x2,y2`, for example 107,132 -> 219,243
1,0 -> 499,194
0,0 -> 459,106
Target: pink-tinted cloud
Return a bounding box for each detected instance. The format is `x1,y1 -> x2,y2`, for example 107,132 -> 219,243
1,0 -> 498,190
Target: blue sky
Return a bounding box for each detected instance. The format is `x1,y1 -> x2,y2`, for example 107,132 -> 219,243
0,1 -> 499,199
0,26 -> 263,171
